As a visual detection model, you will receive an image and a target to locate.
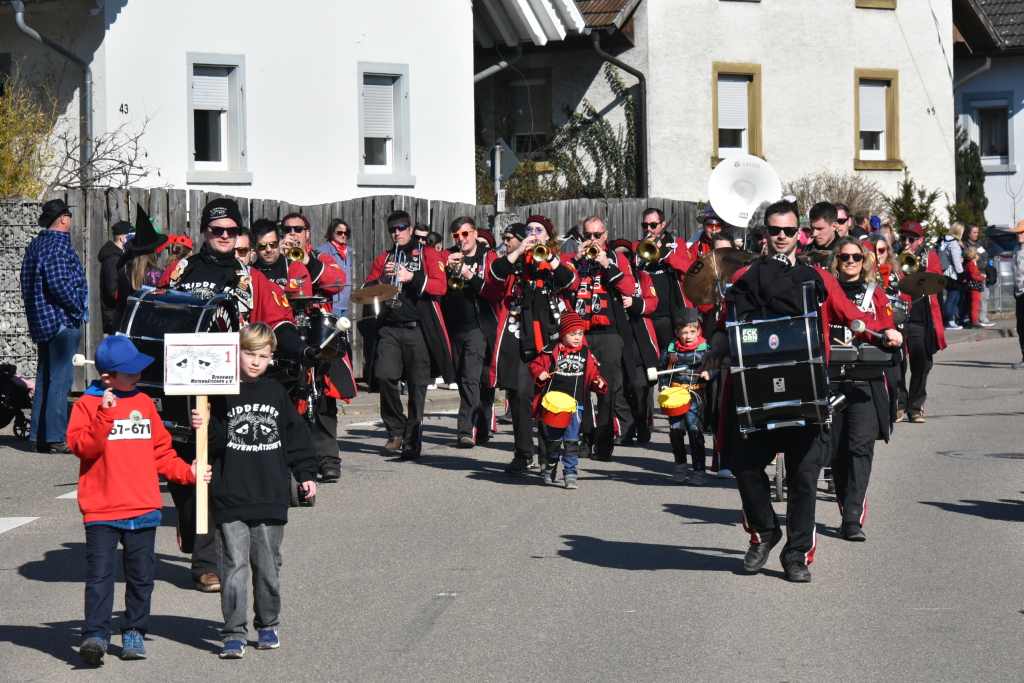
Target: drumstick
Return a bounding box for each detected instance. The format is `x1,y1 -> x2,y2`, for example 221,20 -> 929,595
833,338 -> 853,346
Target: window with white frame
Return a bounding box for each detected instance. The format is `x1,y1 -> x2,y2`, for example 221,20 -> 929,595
858,79 -> 888,161
509,78 -> 549,159
717,74 -> 751,157
186,53 -> 250,184
961,92 -> 1014,171
358,62 -> 413,186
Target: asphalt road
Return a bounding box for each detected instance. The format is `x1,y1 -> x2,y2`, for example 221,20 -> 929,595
1,336 -> 1022,682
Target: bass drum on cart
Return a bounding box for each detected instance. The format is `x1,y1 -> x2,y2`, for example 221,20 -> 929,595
117,287 -> 238,439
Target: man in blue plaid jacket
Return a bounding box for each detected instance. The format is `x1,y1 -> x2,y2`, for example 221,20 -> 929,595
19,199 -> 88,453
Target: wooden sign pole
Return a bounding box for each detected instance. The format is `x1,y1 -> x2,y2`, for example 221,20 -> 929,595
194,394 -> 209,535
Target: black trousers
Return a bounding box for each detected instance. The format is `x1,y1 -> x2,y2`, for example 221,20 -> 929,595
451,327 -> 494,440
904,322 -> 933,416
734,425 -> 831,566
168,442 -> 221,580
83,525 -> 156,642
1017,294 -> 1024,361
586,333 -> 624,456
376,325 -> 431,451
505,358 -> 537,458
312,394 -> 339,471
651,316 -> 674,352
830,385 -> 876,527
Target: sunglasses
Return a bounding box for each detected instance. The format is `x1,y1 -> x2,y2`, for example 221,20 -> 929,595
257,241 -> 279,250
836,217 -> 850,225
766,226 -> 798,237
836,253 -> 864,263
875,247 -> 888,254
388,224 -> 411,233
282,224 -> 306,234
585,231 -> 605,239
335,230 -> 348,237
641,221 -> 661,230
208,227 -> 240,238
899,234 -> 920,242
235,247 -> 251,257
526,226 -> 546,236
452,229 -> 475,239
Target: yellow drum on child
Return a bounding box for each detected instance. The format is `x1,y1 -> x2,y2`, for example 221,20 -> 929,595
541,391 -> 577,428
658,386 -> 691,417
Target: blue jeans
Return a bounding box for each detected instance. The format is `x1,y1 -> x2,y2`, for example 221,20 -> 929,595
943,287 -> 961,325
30,324 -> 82,443
669,409 -> 706,469
542,411 -> 582,474
83,525 -> 156,642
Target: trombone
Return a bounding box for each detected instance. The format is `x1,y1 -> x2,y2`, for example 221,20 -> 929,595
637,240 -> 661,262
897,252 -> 921,275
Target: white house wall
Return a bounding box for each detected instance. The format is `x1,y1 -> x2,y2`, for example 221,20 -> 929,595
0,0 -> 476,205
954,55 -> 1024,228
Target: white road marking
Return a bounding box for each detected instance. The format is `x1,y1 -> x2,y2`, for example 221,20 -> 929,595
56,490 -> 78,499
0,518 -> 39,535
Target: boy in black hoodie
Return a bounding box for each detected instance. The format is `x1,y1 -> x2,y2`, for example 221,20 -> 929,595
191,323 -> 317,659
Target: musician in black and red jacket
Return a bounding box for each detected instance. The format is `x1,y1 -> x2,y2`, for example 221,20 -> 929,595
251,219 -> 313,296
486,217 -> 578,474
279,212 -> 346,308
440,217 -> 501,448
699,200 -> 902,583
364,210 -> 454,459
572,216 -> 635,461
634,207 -> 693,349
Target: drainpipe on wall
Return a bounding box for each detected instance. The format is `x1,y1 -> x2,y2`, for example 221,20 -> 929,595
474,44 -> 523,83
953,54 -> 992,90
590,30 -> 647,198
12,0 -> 93,182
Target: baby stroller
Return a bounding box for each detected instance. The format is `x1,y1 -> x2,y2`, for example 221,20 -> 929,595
0,364 -> 32,440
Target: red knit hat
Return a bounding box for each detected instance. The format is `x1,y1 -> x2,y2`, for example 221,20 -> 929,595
559,312 -> 585,336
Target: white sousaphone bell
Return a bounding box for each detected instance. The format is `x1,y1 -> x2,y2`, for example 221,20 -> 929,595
707,154 -> 782,229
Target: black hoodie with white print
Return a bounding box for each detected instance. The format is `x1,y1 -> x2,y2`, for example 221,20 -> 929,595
205,376 -> 318,525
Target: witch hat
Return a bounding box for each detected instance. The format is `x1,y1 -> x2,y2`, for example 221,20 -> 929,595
124,203 -> 169,254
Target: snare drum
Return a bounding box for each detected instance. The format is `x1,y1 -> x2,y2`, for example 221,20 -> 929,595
727,281 -> 829,434
306,310 -> 343,352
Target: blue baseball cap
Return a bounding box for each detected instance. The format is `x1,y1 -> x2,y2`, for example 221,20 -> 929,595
699,207 -> 722,224
95,336 -> 154,375
870,215 -> 882,230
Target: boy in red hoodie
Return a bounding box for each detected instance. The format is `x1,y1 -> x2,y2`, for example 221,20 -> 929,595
529,312 -> 606,489
67,336 -> 210,666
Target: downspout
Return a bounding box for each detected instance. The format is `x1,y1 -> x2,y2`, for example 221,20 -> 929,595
953,54 -> 992,90
590,30 -> 647,198
474,44 -> 523,83
12,0 -> 93,182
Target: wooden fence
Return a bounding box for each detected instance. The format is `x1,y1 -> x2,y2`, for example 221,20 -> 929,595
36,188 -> 700,383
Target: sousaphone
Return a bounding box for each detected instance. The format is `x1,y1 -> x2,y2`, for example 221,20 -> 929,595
707,154 -> 782,229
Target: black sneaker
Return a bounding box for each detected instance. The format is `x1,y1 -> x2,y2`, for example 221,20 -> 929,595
742,526 -> 783,573
841,523 -> 867,542
636,428 -> 652,445
542,462 -> 557,485
79,637 -> 107,666
504,456 -> 529,475
399,445 -> 421,460
49,441 -> 71,454
319,467 -> 341,483
783,561 -> 812,582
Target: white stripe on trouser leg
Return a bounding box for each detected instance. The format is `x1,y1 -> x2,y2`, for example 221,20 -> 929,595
860,494 -> 867,526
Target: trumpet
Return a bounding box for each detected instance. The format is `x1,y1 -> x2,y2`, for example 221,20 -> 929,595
285,246 -> 306,261
583,243 -> 602,260
531,243 -> 550,261
637,240 -> 661,262
448,275 -> 466,290
897,252 -> 921,275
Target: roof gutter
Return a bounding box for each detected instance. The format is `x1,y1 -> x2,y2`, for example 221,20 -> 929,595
12,0 -> 93,182
953,54 -> 992,90
590,30 -> 647,198
474,44 -> 523,83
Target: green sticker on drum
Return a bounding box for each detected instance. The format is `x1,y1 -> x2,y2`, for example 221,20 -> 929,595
741,328 -> 758,343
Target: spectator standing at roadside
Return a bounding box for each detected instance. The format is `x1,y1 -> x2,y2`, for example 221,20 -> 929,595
98,221 -> 132,335
1012,221 -> 1024,369
20,199 -> 88,454
963,224 -> 995,327
318,219 -> 353,317
941,222 -> 965,330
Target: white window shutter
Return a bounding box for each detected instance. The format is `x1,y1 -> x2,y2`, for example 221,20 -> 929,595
859,80 -> 887,132
363,75 -> 395,138
509,79 -> 548,136
193,66 -> 230,110
717,75 -> 749,130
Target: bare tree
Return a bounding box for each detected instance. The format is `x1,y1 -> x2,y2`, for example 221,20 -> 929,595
782,170 -> 888,218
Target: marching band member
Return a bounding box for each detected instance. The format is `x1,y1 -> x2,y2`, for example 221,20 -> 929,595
486,217 -> 578,475
279,213 -> 346,308
687,206 -> 723,262
364,210 -> 454,459
572,216 -> 635,461
698,200 -> 902,583
440,217 -> 500,448
633,208 -> 693,353
252,219 -> 313,295
827,237 -> 899,542
895,221 -> 947,423
802,202 -> 841,254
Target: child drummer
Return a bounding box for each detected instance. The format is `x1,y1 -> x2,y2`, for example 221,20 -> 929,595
659,308 -> 717,486
529,312 -> 606,489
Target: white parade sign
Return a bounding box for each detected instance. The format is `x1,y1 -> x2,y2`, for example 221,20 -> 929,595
163,332 -> 240,395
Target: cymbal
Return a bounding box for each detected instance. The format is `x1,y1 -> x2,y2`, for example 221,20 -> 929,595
797,251 -> 830,266
683,247 -> 747,306
722,250 -> 760,268
350,283 -> 399,305
897,272 -> 948,297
